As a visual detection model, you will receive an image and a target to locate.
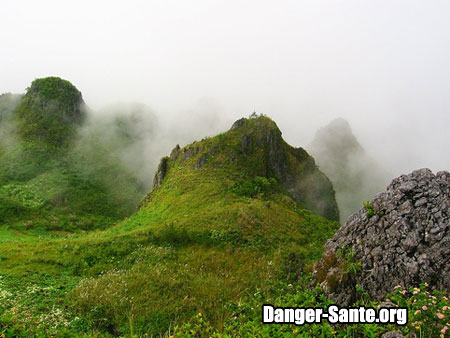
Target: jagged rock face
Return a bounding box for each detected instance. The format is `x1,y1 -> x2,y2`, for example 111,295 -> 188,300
229,118 -> 340,221
308,118 -> 389,222
152,116 -> 340,221
315,168 -> 450,305
240,119 -> 339,221
153,157 -> 169,188
14,77 -> 86,146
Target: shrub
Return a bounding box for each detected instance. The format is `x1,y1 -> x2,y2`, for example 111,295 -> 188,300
388,283 -> 449,337
314,248 -> 361,294
363,200 -> 375,218
231,176 -> 277,198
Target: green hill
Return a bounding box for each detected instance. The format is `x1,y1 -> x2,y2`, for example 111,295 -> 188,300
0,74 -> 448,337
0,78 -> 148,236
0,104 -> 448,337
308,118 -> 390,221
0,114 -> 342,336
146,115 -> 339,220
14,77 -> 86,147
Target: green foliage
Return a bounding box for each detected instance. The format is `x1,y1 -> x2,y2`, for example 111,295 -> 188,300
0,151 -> 134,232
2,110 -> 444,337
231,176 -> 277,198
388,283 -> 449,337
0,80 -> 146,233
14,77 -> 85,146
363,200 -> 375,218
0,113 -> 344,335
363,200 -> 384,218
0,197 -> 30,224
314,247 -> 361,294
27,77 -> 80,103
0,273 -> 88,337
68,245 -> 278,336
0,153 -> 340,336
173,277 -> 450,337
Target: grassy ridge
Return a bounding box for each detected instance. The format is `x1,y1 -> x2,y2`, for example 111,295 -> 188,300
0,114 -> 343,336
0,173 -> 339,335
2,94 -> 446,337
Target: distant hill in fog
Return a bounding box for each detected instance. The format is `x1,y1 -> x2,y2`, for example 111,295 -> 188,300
308,118 -> 390,222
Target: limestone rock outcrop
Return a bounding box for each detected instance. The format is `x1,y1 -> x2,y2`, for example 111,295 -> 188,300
315,168 -> 450,305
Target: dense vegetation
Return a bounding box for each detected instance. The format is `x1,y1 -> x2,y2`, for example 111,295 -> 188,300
14,77 -> 85,146
0,109 -> 343,335
0,79 -> 448,337
174,279 -> 449,337
0,78 -> 147,236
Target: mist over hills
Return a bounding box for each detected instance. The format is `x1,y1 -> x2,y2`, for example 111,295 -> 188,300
0,77 -> 342,335
0,78 -> 149,231
0,77 -> 448,337
308,118 -> 391,221
0,78 -> 218,234
2,0 -> 450,334
150,115 -> 339,221
1,77 -> 361,230
0,93 -> 22,121
75,102 -> 161,193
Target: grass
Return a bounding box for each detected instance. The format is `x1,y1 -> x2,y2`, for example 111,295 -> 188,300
1,112 -> 447,336
0,131 -> 143,234
0,273 -> 86,337
0,116 -> 342,336
173,278 -> 450,337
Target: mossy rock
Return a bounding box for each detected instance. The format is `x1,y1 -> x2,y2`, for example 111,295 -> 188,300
14,77 -> 86,146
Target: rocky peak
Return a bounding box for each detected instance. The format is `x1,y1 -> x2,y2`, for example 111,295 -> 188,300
152,116 -> 340,221
315,168 -> 450,305
153,157 -> 169,188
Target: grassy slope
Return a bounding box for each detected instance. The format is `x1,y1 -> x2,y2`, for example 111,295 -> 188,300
1,115 -> 448,337
0,78 -> 143,240
0,116 -> 341,336
0,139 -> 137,238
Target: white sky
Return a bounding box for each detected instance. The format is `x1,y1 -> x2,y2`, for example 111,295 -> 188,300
1,0 -> 450,176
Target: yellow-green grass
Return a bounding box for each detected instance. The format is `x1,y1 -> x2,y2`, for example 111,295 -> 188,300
0,116 -> 340,335
0,161 -> 339,335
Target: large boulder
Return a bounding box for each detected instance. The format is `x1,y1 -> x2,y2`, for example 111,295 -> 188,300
314,168 -> 450,305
